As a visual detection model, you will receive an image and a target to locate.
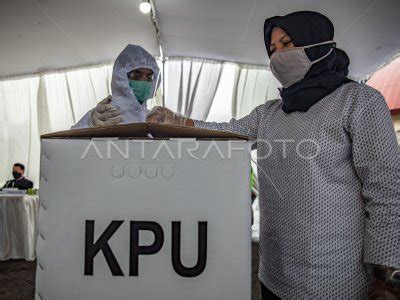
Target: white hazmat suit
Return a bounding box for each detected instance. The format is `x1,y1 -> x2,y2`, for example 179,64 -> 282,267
72,44 -> 161,128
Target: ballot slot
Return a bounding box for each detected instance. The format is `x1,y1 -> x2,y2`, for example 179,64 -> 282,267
91,137 -> 119,141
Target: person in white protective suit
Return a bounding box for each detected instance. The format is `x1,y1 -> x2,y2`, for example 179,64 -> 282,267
72,44 -> 161,128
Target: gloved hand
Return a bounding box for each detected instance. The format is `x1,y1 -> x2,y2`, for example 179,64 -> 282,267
146,106 -> 189,126
89,96 -> 122,127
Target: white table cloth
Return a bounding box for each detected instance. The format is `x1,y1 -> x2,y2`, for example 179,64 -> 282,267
0,194 -> 39,261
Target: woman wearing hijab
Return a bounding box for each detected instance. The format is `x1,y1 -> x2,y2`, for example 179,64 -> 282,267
144,11 -> 400,299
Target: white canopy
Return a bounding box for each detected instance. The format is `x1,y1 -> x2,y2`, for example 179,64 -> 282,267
0,0 -> 159,78
1,0 -> 399,79
157,0 -> 400,79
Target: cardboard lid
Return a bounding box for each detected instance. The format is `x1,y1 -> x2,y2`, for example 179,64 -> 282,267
41,123 -> 248,140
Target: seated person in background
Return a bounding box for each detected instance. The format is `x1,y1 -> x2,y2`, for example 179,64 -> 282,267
2,163 -> 33,190
72,44 -> 161,128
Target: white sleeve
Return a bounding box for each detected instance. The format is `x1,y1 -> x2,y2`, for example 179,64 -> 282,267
143,107 -> 150,117
70,109 -> 93,129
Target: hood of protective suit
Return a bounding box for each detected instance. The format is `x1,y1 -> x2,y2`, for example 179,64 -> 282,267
111,44 -> 161,123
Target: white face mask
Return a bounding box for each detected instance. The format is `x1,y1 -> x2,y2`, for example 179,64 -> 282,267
269,40 -> 335,88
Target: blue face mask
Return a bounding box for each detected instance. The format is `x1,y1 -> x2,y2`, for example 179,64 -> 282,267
129,80 -> 153,104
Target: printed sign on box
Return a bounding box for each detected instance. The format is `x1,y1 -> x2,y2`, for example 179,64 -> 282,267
36,124 -> 251,300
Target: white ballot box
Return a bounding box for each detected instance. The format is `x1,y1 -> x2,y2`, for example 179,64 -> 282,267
36,123 -> 251,300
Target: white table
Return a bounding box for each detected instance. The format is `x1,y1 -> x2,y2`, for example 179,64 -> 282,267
0,194 -> 39,261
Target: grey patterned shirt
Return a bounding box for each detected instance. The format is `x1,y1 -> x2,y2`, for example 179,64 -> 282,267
195,82 -> 400,299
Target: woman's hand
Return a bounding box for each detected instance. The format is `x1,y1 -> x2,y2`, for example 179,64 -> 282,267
146,106 -> 193,126
89,96 -> 122,127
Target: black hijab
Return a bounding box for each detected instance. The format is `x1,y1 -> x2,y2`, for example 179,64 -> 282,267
264,11 -> 353,113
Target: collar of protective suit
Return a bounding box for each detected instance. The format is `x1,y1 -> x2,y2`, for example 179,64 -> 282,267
111,44 -> 161,123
